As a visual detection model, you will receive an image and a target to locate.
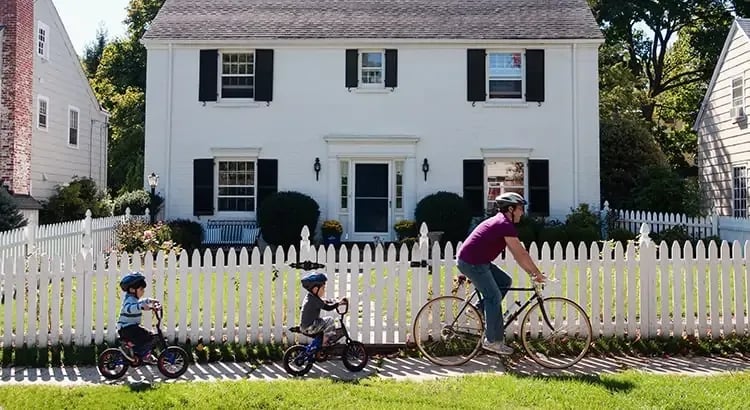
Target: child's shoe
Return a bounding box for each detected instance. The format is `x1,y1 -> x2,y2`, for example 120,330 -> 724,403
141,352 -> 158,365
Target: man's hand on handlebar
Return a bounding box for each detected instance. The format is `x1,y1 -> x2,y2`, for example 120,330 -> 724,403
531,272 -> 546,283
339,297 -> 349,304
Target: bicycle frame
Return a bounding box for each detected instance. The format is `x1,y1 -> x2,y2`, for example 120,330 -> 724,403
454,283 -> 556,332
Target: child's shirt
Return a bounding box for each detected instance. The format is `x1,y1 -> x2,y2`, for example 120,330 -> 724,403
300,292 -> 339,328
117,293 -> 155,330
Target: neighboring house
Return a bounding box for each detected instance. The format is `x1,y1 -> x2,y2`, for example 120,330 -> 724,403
0,0 -> 108,224
142,0 -> 603,243
694,18 -> 750,218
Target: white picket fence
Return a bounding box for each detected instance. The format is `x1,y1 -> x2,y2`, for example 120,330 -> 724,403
1,223 -> 748,349
0,208 -> 149,261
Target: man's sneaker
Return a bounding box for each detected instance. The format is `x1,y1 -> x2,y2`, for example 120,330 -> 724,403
482,338 -> 514,355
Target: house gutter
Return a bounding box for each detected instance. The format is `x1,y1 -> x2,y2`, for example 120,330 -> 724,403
571,44 -> 579,206
165,42 -> 174,220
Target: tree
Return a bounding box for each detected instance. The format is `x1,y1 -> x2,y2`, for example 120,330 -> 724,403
587,0 -> 732,122
0,186 -> 26,232
88,0 -> 165,194
82,23 -> 108,79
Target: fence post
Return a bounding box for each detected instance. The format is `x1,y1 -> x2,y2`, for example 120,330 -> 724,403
81,209 -> 93,257
125,207 -> 132,222
144,208 -> 151,224
638,222 -> 657,338
711,208 -> 719,238
24,220 -> 36,257
600,200 -> 611,240
299,225 -> 313,261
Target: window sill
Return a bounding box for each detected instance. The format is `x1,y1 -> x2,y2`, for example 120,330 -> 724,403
209,101 -> 265,108
482,101 -> 529,108
350,88 -> 393,94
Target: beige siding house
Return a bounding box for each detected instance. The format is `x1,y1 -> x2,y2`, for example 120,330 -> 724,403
695,18 -> 750,217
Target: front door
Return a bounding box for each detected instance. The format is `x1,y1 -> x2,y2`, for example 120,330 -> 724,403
354,163 -> 389,236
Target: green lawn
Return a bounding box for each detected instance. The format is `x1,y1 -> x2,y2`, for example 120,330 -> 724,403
1,371 -> 749,409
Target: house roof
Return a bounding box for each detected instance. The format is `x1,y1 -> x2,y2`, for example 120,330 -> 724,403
142,0 -> 603,41
11,194 -> 42,210
693,18 -> 750,130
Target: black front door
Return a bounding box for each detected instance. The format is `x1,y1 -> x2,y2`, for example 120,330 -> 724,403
354,163 -> 389,233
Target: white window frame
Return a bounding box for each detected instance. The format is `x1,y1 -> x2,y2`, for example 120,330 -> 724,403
214,157 -> 258,217
218,50 -> 255,102
67,105 -> 79,148
37,95 -> 49,131
732,164 -> 748,218
37,21 -> 49,60
486,50 -> 525,101
731,76 -> 745,119
359,50 -> 385,88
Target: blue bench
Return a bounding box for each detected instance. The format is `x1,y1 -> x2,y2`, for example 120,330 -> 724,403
202,220 -> 261,246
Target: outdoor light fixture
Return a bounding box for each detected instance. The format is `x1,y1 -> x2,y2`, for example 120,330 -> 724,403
314,157 -> 322,181
147,172 -> 159,223
422,158 -> 430,181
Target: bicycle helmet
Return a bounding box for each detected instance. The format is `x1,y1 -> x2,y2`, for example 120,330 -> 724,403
120,272 -> 147,292
495,192 -> 527,210
300,272 -> 327,292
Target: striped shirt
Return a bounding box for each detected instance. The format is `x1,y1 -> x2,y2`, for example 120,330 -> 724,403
117,293 -> 155,330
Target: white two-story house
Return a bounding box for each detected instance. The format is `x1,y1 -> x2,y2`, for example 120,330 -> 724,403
141,0 -> 603,242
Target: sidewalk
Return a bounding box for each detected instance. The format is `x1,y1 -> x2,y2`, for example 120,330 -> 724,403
1,354 -> 749,386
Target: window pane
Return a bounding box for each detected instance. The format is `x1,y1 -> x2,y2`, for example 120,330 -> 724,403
489,80 -> 522,99
361,52 -> 383,68
361,69 -> 382,84
486,160 -> 524,209
217,160 -> 256,212
489,53 -> 522,79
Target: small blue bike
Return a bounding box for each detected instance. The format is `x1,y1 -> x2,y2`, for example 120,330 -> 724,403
282,261 -> 369,376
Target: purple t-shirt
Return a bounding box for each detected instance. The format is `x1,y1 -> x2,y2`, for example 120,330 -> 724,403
457,213 -> 518,265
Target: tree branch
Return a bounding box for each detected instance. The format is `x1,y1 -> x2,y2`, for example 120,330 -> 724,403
661,69 -> 706,89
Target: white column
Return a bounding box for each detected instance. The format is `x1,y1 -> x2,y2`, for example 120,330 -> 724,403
404,157 -> 418,219
327,157 -> 339,220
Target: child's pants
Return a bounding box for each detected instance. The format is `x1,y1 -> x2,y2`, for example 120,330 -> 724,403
118,325 -> 154,357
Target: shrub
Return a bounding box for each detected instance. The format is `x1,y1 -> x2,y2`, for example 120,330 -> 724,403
564,204 -> 601,246
0,186 -> 26,232
608,227 -> 636,245
414,191 -> 472,245
394,220 -> 418,240
167,219 -> 203,252
258,191 -> 320,248
649,225 -> 692,245
112,190 -> 150,215
514,216 -> 545,248
114,219 -> 181,255
537,221 -> 568,246
321,220 -> 343,238
40,177 -> 111,224
630,166 -> 704,216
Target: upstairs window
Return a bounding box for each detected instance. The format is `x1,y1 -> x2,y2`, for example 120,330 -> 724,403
68,106 -> 79,147
731,77 -> 745,119
220,52 -> 254,99
37,21 -> 49,60
37,95 -> 49,130
488,52 -> 523,99
360,51 -> 384,86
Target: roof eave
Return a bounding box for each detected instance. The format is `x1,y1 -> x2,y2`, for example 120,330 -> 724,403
693,20 -> 744,131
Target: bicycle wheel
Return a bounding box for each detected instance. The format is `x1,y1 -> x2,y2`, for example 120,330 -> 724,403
97,348 -> 130,380
520,296 -> 592,369
412,295 -> 484,366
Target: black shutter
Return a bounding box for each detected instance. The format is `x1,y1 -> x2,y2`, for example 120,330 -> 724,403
467,49 -> 486,102
463,159 -> 485,217
525,49 -> 545,102
385,49 -> 398,88
345,49 -> 358,88
255,49 -> 274,102
528,159 -> 550,216
199,50 -> 218,102
193,159 -> 214,216
257,159 -> 278,214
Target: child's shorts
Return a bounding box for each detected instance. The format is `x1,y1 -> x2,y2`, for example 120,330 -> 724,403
301,317 -> 336,335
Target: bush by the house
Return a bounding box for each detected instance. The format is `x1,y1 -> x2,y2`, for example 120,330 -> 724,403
40,177 -> 111,224
608,227 -> 636,246
167,219 -> 203,252
563,204 -> 601,246
630,167 -> 706,216
394,219 -> 418,241
415,191 -> 472,245
258,191 -> 320,248
0,186 -> 26,232
114,219 -> 181,255
321,220 -> 343,238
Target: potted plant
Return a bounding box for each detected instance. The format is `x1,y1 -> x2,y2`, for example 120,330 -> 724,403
321,219 -> 343,246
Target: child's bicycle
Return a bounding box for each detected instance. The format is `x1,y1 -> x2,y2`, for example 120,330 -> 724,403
97,302 -> 190,380
281,261 -> 369,376
412,273 -> 592,369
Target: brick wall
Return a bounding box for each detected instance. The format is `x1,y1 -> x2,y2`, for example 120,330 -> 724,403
0,0 -> 33,195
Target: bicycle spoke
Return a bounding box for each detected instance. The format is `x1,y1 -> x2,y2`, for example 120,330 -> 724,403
413,295 -> 484,366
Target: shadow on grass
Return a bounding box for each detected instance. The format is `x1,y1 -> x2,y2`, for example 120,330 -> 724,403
509,372 -> 635,393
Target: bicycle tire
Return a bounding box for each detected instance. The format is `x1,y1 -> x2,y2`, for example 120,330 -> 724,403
412,295 -> 484,366
520,296 -> 592,369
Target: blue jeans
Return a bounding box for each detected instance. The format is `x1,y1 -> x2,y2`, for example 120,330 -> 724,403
457,259 -> 513,343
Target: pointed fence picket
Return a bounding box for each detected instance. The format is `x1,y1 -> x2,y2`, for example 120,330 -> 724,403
1,222 -> 749,349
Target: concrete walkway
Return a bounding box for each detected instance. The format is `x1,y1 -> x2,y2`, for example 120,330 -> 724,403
1,353 -> 749,386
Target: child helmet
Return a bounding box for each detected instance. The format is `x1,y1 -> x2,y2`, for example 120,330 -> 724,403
300,272 -> 327,291
120,272 -> 147,292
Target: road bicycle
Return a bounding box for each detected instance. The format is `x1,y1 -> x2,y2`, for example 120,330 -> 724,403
412,273 -> 592,369
97,302 -> 190,380
282,261 -> 369,376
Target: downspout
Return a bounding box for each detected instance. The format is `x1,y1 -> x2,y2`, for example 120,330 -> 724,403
571,44 -> 579,206
165,42 -> 174,220
89,118 -> 94,179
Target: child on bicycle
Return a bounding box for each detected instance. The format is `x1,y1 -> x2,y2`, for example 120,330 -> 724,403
457,192 -> 546,355
117,272 -> 160,364
299,272 -> 347,347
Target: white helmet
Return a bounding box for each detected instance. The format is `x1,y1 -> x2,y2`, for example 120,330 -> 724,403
495,192 -> 527,209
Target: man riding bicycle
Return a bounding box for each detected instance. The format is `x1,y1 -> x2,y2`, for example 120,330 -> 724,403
456,192 -> 546,355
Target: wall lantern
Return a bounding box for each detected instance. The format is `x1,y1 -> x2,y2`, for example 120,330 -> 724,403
314,158 -> 322,181
422,158 -> 430,181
